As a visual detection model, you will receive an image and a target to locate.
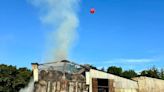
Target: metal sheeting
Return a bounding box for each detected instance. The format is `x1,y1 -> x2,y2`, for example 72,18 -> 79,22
38,60 -> 84,74
88,69 -> 138,92
115,89 -> 138,92
89,69 -> 138,89
133,77 -> 164,92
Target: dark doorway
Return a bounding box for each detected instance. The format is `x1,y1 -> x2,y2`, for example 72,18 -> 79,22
97,79 -> 109,92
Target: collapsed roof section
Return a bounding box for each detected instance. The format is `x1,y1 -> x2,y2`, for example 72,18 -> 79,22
37,60 -> 90,74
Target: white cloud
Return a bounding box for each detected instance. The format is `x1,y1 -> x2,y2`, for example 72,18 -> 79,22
104,58 -> 155,64
119,58 -> 154,63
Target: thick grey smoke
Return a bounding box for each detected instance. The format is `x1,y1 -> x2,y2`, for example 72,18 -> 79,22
31,0 -> 79,61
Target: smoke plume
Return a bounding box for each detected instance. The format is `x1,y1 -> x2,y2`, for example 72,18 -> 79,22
31,0 -> 79,61
19,79 -> 34,92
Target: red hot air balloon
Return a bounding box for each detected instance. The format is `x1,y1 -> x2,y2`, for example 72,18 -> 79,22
90,8 -> 95,14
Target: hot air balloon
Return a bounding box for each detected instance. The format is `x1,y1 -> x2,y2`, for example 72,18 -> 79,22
90,8 -> 95,14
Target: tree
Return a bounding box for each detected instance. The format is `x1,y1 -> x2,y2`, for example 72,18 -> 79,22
140,70 -> 148,76
140,66 -> 160,79
122,70 -> 137,79
0,64 -> 32,92
160,68 -> 164,80
107,66 -> 122,76
100,67 -> 105,72
89,65 -> 97,70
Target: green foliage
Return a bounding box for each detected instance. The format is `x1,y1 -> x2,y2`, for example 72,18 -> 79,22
122,70 -> 137,79
140,66 -> 159,78
0,63 -> 163,92
89,65 -> 97,70
106,66 -> 164,80
160,69 -> 164,80
107,66 -> 123,76
0,64 -> 32,92
100,67 -> 105,72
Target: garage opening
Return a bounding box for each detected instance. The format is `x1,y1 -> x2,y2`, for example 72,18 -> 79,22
92,78 -> 109,92
97,79 -> 109,92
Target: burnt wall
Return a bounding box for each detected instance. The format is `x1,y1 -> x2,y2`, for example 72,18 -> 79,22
34,70 -> 88,92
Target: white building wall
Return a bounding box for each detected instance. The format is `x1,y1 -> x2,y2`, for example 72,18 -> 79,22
87,69 -> 138,92
32,64 -> 39,82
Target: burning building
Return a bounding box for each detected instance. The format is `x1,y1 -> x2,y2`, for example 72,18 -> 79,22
32,60 -> 164,92
32,60 -> 89,92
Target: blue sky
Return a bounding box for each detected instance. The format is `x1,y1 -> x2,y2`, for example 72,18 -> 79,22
0,0 -> 164,71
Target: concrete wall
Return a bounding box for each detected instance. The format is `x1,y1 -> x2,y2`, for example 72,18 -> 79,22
34,80 -> 88,92
88,69 -> 138,92
34,70 -> 89,92
132,77 -> 164,92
